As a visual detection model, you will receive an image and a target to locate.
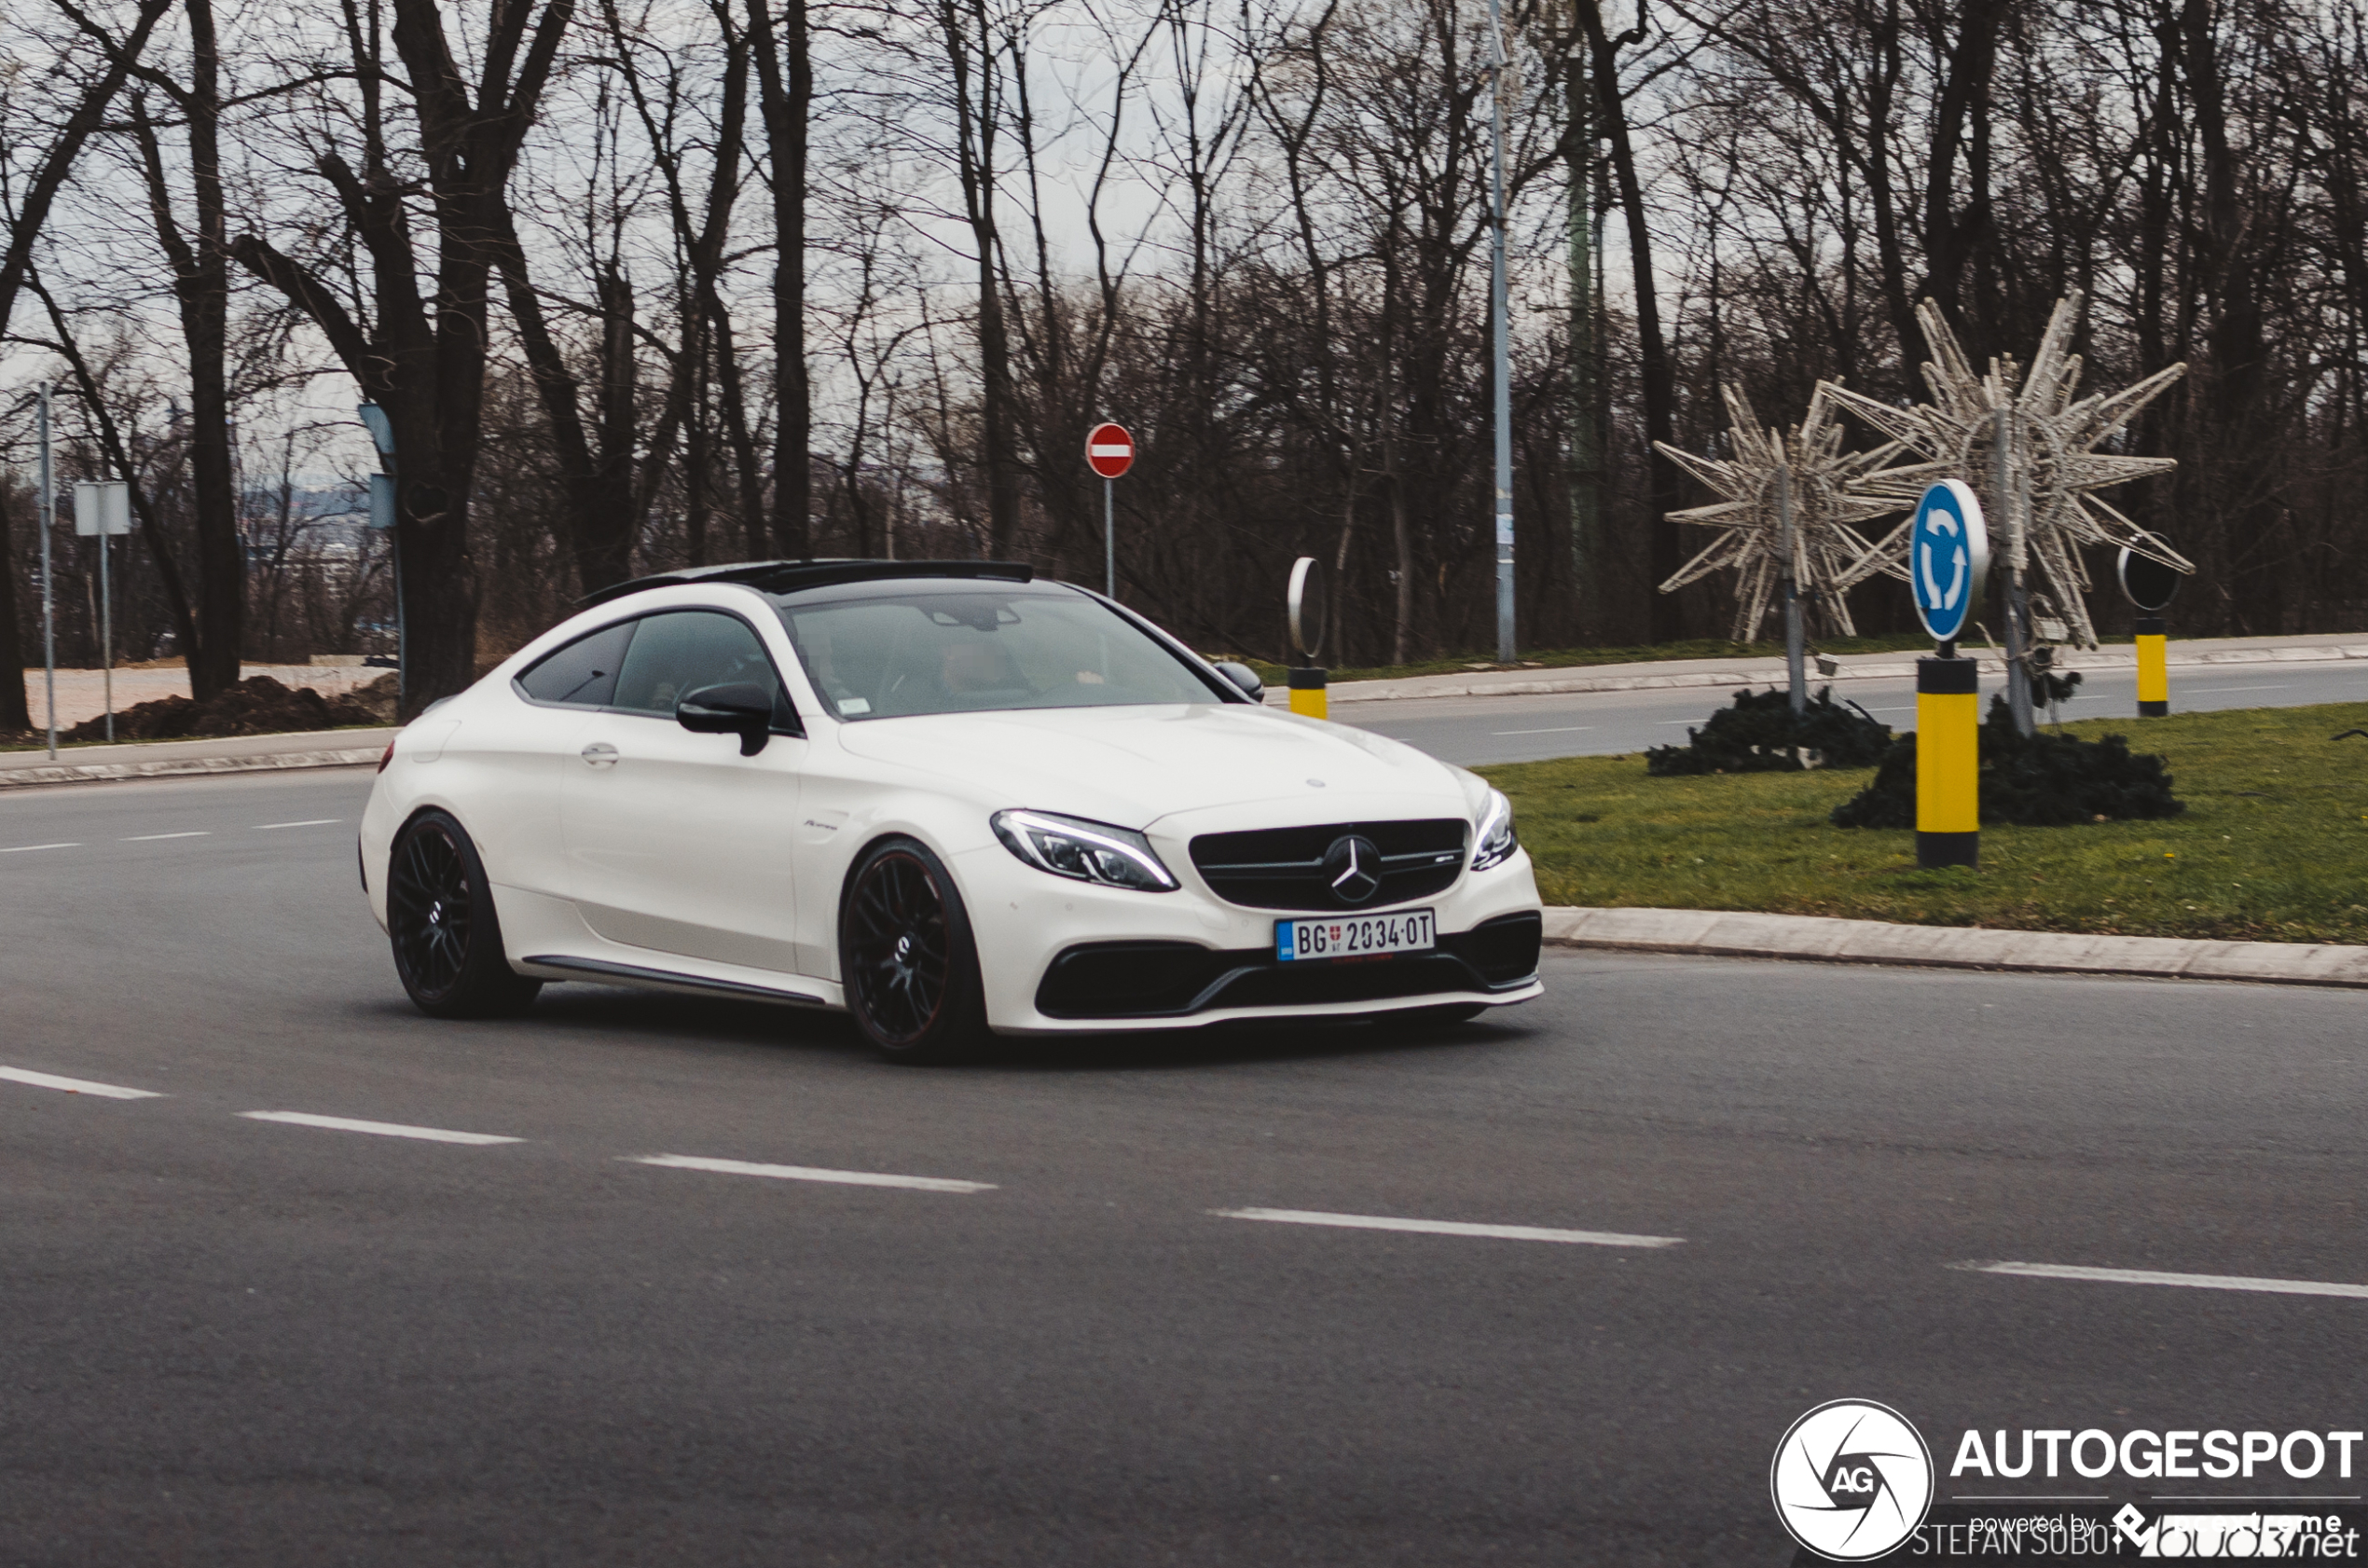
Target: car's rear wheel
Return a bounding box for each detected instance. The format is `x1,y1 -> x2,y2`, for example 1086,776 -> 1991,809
388,810 -> 543,1018
840,838 -> 990,1063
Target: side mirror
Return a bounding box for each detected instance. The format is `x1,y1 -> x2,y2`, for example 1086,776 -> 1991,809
1213,661 -> 1264,701
678,682 -> 775,756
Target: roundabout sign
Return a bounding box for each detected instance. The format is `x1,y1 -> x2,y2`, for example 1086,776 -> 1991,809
1908,480 -> 1989,644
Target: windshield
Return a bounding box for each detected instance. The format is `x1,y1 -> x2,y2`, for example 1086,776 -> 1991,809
773,586 -> 1226,721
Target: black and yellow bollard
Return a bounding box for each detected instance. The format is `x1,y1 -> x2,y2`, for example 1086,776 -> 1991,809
1916,653 -> 1979,868
2135,615 -> 2168,717
1287,667 -> 1329,720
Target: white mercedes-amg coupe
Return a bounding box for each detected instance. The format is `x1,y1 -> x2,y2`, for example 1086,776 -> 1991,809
359,561 -> 1543,1060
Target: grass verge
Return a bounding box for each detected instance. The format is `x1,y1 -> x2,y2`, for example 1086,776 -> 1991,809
1221,631 -> 1957,687
1481,700 -> 2368,944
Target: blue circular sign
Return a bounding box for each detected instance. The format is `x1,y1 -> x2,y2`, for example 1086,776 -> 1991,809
1908,480 -> 1989,643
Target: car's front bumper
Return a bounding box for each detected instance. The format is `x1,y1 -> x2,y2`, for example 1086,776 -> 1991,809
955,840 -> 1545,1035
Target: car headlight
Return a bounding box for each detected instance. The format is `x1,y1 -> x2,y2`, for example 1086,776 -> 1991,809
991,809 -> 1178,891
1470,788 -> 1519,871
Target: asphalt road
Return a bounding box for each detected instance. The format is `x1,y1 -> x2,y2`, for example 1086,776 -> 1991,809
1341,655 -> 2368,765
5,769 -> 2364,1564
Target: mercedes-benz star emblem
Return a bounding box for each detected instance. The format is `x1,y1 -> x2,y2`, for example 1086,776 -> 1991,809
1323,835 -> 1383,905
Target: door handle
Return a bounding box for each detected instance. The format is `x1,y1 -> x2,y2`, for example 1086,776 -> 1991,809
580,741 -> 619,767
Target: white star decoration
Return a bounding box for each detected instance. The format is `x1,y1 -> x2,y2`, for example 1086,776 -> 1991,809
1653,383 -> 1916,642
1822,292 -> 2191,649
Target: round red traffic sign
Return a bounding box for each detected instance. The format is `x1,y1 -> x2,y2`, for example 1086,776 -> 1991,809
1086,421 -> 1134,479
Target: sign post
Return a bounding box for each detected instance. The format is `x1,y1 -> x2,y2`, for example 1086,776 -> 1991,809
1286,557 -> 1329,719
1909,480 -> 1989,870
1085,421 -> 1134,598
37,384 -> 57,759
2118,530 -> 2182,718
1775,461 -> 1805,715
75,480 -> 132,742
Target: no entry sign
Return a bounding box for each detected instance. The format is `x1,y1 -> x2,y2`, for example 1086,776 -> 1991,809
1086,422 -> 1134,479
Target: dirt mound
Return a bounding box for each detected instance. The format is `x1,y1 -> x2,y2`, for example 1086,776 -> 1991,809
1645,685 -> 1893,775
58,674 -> 391,744
1831,693 -> 2184,829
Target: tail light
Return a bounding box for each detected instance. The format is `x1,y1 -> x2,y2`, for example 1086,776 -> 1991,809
377,740 -> 396,773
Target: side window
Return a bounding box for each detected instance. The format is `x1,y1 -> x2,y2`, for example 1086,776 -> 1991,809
515,620 -> 636,708
609,610 -> 794,728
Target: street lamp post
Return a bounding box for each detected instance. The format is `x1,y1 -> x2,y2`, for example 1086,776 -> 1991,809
1486,0 -> 1516,666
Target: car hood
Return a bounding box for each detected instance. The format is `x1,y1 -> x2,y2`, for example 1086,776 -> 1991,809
829,703 -> 1472,827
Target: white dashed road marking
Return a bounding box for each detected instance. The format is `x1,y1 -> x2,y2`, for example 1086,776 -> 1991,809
255,818 -> 344,830
2187,684 -> 2295,695
1212,1207 -> 1684,1248
0,843 -> 80,853
1960,1260 -> 2368,1300
122,832 -> 209,842
1490,725 -> 1595,736
0,1066 -> 163,1099
626,1154 -> 996,1192
239,1111 -> 523,1145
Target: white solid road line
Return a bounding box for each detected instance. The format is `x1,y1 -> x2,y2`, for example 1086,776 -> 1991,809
0,842 -> 80,853
1212,1207 -> 1685,1248
1491,725 -> 1595,736
239,1110 -> 523,1145
255,818 -> 343,830
0,1066 -> 163,1099
2186,684 -> 2295,695
122,832 -> 209,841
626,1154 -> 997,1193
1962,1260 -> 2368,1300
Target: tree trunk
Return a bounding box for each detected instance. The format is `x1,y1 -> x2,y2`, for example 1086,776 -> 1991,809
1585,3 -> 1683,640
749,0 -> 812,558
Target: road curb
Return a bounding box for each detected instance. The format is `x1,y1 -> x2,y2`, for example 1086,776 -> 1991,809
1541,905 -> 2368,988
0,745 -> 386,790
1298,640 -> 2368,706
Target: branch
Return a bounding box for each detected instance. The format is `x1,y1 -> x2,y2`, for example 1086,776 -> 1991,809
227,233 -> 380,391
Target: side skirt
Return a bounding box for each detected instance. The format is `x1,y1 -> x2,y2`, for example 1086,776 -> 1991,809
519,954 -> 835,1009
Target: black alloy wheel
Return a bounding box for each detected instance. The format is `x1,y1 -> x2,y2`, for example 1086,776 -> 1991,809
387,810 -> 542,1018
840,839 -> 989,1062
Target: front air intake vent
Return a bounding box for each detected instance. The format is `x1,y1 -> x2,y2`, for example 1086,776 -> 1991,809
1188,818 -> 1466,912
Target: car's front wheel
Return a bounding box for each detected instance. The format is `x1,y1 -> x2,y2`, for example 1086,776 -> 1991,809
840,838 -> 990,1063
387,810 -> 543,1018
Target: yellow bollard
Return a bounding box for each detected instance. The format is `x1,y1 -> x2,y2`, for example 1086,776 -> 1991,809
1287,667 -> 1329,720
1916,654 -> 1978,868
2135,615 -> 2168,717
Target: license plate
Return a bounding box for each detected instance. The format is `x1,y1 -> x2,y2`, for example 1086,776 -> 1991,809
1276,909 -> 1436,962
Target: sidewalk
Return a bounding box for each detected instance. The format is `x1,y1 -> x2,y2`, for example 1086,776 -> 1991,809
1295,631 -> 2368,706
0,728 -> 396,789
1543,905 -> 2368,988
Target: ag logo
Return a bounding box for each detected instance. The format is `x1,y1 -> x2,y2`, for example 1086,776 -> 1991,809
1770,1399 -> 1934,1561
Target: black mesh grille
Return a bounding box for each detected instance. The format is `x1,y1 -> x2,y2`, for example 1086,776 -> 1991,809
1035,942 -> 1231,1019
1440,912 -> 1542,984
1189,818 -> 1467,912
